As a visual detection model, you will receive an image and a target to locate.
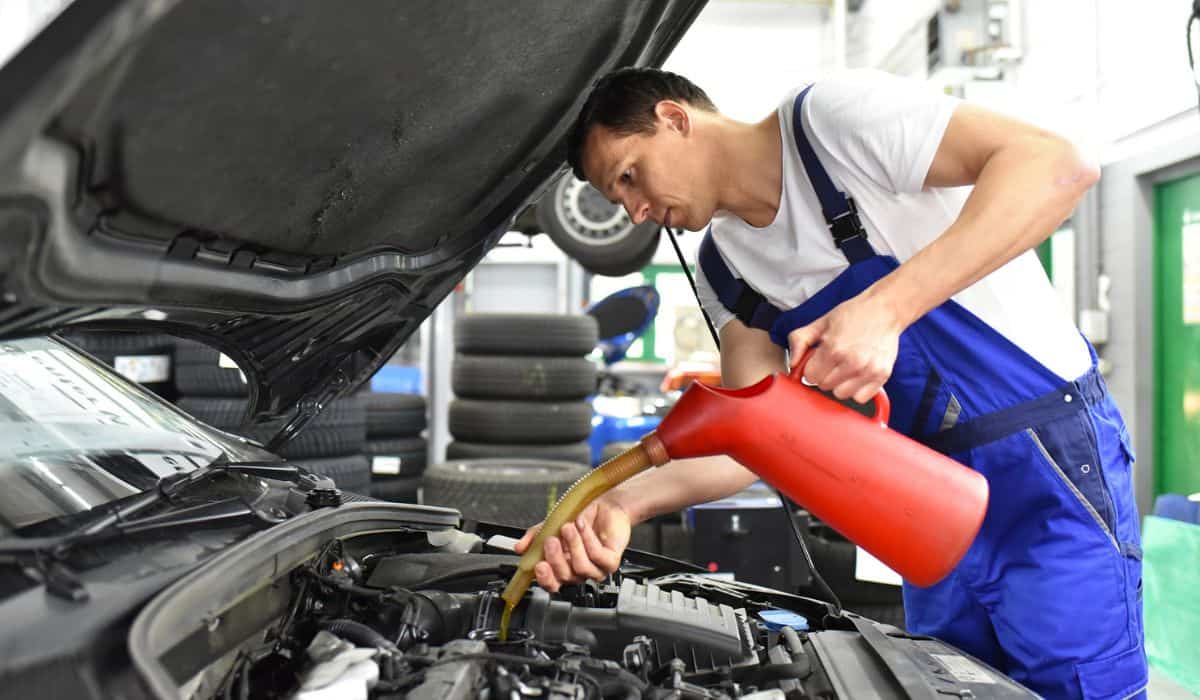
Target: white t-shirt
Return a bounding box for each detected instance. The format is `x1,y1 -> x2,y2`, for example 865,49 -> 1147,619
695,69 -> 1090,381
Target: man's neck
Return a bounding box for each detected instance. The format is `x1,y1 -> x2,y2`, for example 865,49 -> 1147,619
711,112 -> 783,228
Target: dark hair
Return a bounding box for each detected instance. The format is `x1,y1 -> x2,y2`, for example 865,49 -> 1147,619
566,67 -> 716,181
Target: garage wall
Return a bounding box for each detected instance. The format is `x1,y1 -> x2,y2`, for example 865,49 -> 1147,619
1010,0 -> 1198,162
1010,0 -> 1200,515
662,0 -> 829,122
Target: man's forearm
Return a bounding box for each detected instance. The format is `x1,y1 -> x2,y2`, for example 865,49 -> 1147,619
603,454 -> 761,524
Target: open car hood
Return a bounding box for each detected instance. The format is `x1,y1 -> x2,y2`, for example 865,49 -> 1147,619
0,0 -> 704,436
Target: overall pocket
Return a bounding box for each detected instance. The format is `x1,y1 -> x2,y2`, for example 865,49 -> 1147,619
1026,413 -> 1118,550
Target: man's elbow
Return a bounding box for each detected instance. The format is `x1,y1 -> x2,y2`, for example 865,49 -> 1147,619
1047,135 -> 1100,197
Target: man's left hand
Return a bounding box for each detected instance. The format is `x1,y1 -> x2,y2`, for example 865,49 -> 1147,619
786,292 -> 905,405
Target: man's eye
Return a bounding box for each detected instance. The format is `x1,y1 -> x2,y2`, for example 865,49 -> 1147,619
620,170 -> 632,183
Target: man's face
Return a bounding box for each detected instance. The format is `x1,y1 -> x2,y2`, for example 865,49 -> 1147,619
580,103 -> 711,231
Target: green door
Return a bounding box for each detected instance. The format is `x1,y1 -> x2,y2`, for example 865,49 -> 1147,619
1154,174 -> 1200,496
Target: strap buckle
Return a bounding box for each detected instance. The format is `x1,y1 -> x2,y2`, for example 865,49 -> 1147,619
733,285 -> 766,324
828,197 -> 868,246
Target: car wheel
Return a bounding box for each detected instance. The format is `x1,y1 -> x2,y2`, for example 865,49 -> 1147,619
178,395 -> 367,459
535,174 -> 660,277
173,339 -> 225,365
175,364 -> 251,397
452,355 -> 596,400
369,475 -> 423,503
445,440 -> 592,466
422,458 -> 588,527
448,399 -> 593,444
799,522 -> 904,605
365,392 -> 426,438
455,313 -> 598,356
364,437 -> 427,477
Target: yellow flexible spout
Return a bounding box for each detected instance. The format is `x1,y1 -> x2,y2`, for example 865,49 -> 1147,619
498,434 -> 668,640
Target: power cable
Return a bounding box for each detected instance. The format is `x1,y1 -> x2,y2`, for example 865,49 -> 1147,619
1189,2 -> 1200,116
667,226 -> 844,617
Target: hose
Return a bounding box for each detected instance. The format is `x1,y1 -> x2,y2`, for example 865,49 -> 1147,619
500,438 -> 663,613
319,618 -> 396,651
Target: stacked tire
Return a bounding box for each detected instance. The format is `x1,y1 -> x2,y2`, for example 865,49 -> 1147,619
423,313 -> 598,526
364,391 -> 427,503
446,313 -> 598,466
798,517 -> 906,629
422,458 -> 588,528
172,340 -> 371,494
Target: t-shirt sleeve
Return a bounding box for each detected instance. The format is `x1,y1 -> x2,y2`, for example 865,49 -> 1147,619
694,259 -> 735,334
804,69 -> 960,195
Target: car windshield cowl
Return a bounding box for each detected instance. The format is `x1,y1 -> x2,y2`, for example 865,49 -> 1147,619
0,458 -> 307,561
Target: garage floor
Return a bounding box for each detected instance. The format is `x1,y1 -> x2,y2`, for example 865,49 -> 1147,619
1151,667 -> 1198,699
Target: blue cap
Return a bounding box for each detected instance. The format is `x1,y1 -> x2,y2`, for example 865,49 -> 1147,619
757,609 -> 809,632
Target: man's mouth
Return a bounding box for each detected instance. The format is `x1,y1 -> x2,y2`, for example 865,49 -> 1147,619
663,208 -> 673,228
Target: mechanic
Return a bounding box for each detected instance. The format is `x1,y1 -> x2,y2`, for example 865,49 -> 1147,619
516,67 -> 1146,700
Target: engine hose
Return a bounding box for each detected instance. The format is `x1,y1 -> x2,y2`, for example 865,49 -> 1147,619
594,678 -> 642,700
593,675 -> 645,700
319,619 -> 396,651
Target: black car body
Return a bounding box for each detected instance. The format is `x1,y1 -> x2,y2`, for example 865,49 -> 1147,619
0,3 -> 1038,698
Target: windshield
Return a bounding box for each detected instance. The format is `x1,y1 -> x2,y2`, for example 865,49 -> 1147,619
0,336 -> 274,533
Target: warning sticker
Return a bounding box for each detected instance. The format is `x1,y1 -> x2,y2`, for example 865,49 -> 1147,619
932,654 -> 996,684
372,456 -> 402,475
114,354 -> 171,384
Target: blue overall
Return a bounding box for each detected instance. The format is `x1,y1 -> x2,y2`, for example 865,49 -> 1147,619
699,87 -> 1147,699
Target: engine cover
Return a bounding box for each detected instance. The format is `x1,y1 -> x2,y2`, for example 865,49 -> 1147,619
519,579 -> 759,673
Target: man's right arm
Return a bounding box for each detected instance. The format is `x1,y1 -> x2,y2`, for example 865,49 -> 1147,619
515,317 -> 786,591
604,318 -> 788,523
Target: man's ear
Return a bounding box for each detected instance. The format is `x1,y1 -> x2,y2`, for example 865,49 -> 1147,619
655,100 -> 690,136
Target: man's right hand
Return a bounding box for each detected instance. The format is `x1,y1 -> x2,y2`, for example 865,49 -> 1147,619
513,497 -> 632,593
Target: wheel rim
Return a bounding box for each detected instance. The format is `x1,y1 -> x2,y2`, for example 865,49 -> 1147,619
554,176 -> 638,247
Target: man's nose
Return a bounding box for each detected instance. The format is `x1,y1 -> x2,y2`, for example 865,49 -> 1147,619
623,196 -> 651,225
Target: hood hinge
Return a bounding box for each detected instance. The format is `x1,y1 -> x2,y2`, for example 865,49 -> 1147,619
265,370 -> 351,453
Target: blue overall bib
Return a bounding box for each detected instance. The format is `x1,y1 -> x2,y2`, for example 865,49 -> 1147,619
699,86 -> 1147,700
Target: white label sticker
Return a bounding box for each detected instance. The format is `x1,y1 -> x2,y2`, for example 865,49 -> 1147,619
113,355 -> 171,383
855,546 -> 903,586
932,654 -> 996,685
372,456 -> 401,475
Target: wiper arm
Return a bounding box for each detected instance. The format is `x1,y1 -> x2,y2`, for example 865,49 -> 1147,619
0,459 -> 301,602
58,458 -> 297,540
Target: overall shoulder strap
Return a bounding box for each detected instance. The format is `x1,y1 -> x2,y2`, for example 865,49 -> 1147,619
697,228 -> 781,332
792,86 -> 874,263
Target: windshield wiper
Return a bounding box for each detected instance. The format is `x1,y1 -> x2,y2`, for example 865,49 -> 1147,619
0,459 -> 303,602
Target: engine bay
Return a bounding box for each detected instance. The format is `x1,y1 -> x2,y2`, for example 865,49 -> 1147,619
130,516 -> 1032,700
201,534 -> 834,699
216,540 -> 830,696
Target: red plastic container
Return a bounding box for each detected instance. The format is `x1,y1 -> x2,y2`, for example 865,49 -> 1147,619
650,361 -> 989,588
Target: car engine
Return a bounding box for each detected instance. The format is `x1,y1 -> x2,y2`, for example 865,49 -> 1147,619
224,537 -> 827,699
